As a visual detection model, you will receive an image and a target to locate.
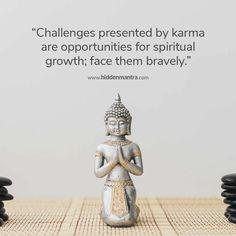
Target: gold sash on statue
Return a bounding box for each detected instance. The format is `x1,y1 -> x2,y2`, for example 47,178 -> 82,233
105,180 -> 133,217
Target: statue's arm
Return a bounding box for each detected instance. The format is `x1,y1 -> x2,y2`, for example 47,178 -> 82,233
119,145 -> 143,176
120,156 -> 143,176
94,147 -> 116,178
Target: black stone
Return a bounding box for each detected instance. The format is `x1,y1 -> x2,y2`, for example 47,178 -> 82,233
0,214 -> 8,222
0,177 -> 12,187
0,218 -> 3,226
221,190 -> 236,198
225,211 -> 230,218
228,214 -> 236,223
0,187 -> 8,195
0,194 -> 13,201
224,198 -> 236,205
227,206 -> 236,214
221,184 -> 236,190
0,208 -> 5,215
222,174 -> 236,185
0,202 -> 4,208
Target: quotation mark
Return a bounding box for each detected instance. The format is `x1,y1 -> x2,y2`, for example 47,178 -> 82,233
185,56 -> 191,65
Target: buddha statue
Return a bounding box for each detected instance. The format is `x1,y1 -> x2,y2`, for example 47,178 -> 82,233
94,94 -> 143,227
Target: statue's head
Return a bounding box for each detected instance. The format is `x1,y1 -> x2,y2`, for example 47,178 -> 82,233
104,94 -> 132,136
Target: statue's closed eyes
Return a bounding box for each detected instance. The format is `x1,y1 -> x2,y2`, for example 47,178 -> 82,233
94,94 -> 143,227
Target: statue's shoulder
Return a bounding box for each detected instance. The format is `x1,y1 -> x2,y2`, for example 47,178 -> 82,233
96,143 -> 106,152
129,141 -> 141,150
129,142 -> 142,157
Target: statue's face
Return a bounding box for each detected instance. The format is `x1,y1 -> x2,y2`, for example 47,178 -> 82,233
107,117 -> 128,136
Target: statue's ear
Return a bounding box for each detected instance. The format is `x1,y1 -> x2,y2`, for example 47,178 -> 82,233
105,123 -> 110,136
127,118 -> 132,135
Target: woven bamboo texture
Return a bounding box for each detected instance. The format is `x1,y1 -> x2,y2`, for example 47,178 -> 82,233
0,198 -> 235,236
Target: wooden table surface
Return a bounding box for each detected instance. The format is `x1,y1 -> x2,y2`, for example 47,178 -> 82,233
0,198 -> 235,236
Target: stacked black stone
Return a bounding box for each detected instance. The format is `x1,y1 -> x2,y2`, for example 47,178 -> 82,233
221,174 -> 236,223
0,177 -> 13,226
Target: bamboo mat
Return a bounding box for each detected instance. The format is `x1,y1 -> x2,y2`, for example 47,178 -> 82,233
0,198 -> 235,236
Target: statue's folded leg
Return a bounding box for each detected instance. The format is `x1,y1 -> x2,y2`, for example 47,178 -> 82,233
125,185 -> 140,221
102,185 -> 112,217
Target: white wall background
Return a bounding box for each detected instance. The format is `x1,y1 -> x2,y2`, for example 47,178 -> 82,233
0,0 -> 236,197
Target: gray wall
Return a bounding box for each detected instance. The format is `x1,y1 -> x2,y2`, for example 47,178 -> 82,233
1,0 -> 236,197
